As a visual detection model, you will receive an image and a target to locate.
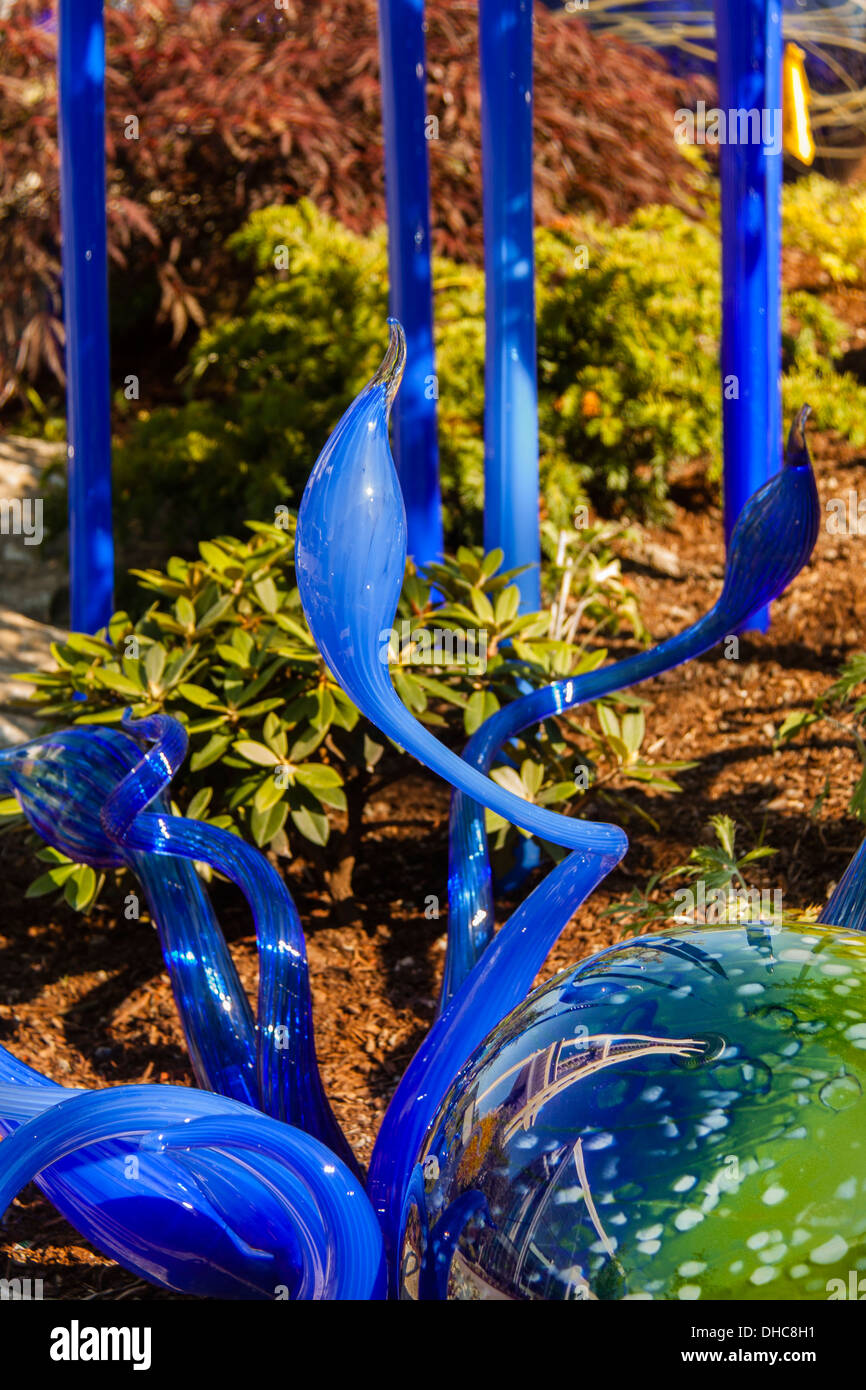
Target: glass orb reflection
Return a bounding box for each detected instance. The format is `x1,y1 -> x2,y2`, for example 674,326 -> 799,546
402,922 -> 866,1300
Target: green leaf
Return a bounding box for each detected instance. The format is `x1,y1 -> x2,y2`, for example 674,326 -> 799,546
196,595 -> 235,630
254,775 -> 286,814
464,689 -> 499,735
254,576 -> 279,613
94,669 -> 146,697
289,802 -> 330,847
596,703 -> 621,743
175,595 -> 196,629
709,814 -> 737,859
294,764 -> 343,790
494,585 -> 520,626
190,732 -> 233,771
364,734 -> 385,770
250,799 -> 288,848
145,643 -> 167,688
739,845 -> 778,865
520,759 -> 544,798
63,865 -> 98,912
329,687 -> 359,731
263,722 -> 289,759
63,633 -> 111,659
233,739 -> 281,766
178,682 -> 220,708
490,765 -> 528,800
392,668 -> 428,714
315,687 -> 336,728
607,734 -> 631,762
26,866 -> 77,897
36,846 -> 73,864
621,709 -> 645,756
198,540 -> 231,570
537,780 -> 578,805
624,766 -> 683,793
288,725 -> 327,761
186,787 -> 214,820
315,785 -> 347,812
479,548 -> 505,581
775,709 -> 817,742
469,587 -> 495,624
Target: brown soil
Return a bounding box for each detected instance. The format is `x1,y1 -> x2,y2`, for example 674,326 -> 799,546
2,428 -> 865,1298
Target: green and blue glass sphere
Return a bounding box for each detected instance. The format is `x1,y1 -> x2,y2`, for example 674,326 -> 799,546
402,922 -> 866,1300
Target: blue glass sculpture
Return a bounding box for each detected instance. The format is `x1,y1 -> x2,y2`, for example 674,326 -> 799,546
296,321 -> 822,1279
480,0 -> 542,611
0,716 -> 385,1297
0,322 -> 841,1301
444,405 -> 819,1006
0,715 -> 349,1155
0,1079 -> 384,1300
59,0 -> 114,632
376,0 -> 443,573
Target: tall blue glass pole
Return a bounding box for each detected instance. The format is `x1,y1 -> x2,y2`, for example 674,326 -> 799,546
377,0 -> 443,572
479,0 -> 541,614
58,0 -> 114,633
714,0 -> 783,633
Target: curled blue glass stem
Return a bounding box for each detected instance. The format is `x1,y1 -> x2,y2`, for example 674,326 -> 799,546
444,404 -> 820,1002
296,320 -> 628,868
0,1084 -> 384,1300
296,328 -> 820,1277
0,712 -> 354,1169
102,712 -> 350,1161
0,723 -> 258,1107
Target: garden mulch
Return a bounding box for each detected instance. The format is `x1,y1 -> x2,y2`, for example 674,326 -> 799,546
1,425 -> 865,1298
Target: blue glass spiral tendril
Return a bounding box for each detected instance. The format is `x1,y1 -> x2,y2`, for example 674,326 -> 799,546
0,1084 -> 384,1299
443,405 -> 820,1002
0,713 -> 355,1165
296,324 -> 820,1276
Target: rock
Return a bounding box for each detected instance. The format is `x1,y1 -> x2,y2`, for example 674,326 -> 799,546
627,536 -> 682,578
0,605 -> 67,746
0,433 -> 67,622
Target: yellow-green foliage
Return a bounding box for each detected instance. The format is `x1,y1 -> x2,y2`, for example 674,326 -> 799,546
110,187 -> 866,558
783,174 -> 866,285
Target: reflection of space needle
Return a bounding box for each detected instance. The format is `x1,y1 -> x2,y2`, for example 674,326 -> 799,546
505,1137 -> 603,1299
487,1033 -> 706,1144
490,1034 -> 703,1298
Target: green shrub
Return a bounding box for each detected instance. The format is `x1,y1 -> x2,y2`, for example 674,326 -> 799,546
99,185 -> 866,562
535,205 -> 723,516
783,175 -> 866,286
5,513 -> 696,912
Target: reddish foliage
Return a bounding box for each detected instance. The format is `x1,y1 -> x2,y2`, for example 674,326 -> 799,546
0,0 -> 712,401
